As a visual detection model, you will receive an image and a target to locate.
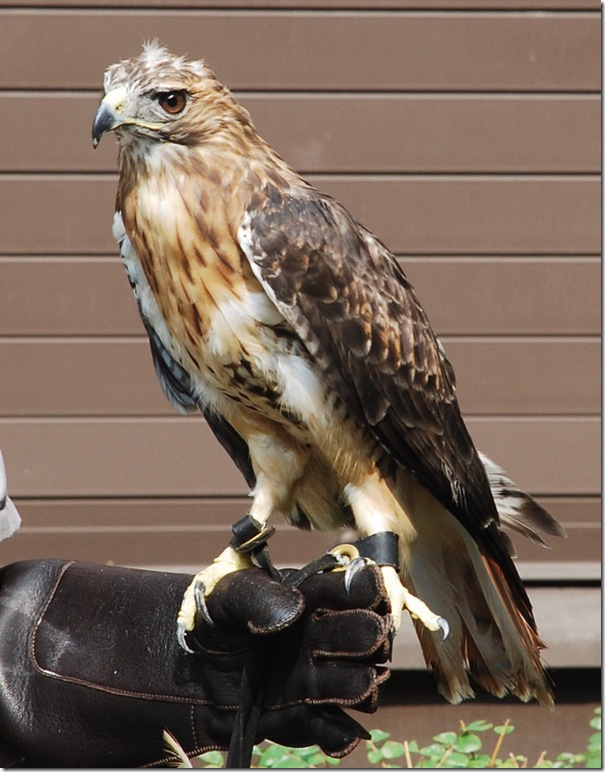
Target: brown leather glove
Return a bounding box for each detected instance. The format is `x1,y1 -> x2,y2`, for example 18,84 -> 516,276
0,558 -> 391,768
189,564 -> 392,758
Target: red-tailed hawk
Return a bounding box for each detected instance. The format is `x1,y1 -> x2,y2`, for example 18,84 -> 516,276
92,43 -> 564,707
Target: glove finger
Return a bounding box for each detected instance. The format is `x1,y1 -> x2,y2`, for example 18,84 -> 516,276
205,569 -> 304,634
315,661 -> 390,708
349,666 -> 391,713
259,704 -> 370,758
309,608 -> 392,662
298,565 -> 389,614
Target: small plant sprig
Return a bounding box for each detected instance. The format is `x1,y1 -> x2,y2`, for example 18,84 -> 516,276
196,707 -> 600,769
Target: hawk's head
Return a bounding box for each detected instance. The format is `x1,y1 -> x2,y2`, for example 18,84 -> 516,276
92,41 -> 249,149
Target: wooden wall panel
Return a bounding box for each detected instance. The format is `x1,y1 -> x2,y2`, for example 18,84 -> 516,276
9,496 -> 598,531
1,496 -> 598,580
0,259 -> 141,336
0,12 -> 599,91
1,417 -> 599,498
1,257 -> 599,336
466,417 -> 600,496
1,338 -> 599,417
406,258 -> 601,336
0,519 -> 596,580
0,177 -> 599,255
2,94 -> 600,174
2,1 -> 600,9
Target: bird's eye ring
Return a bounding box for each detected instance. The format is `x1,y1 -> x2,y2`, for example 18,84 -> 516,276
157,90 -> 187,115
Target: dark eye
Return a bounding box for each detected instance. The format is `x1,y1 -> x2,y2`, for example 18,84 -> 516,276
157,90 -> 187,115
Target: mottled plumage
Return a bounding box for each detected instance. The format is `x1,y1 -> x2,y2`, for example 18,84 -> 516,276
93,43 -> 564,707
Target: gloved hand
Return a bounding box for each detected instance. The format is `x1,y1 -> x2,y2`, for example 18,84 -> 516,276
0,557 -> 391,767
187,562 -> 392,758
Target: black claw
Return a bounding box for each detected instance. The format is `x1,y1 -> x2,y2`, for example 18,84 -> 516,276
176,622 -> 194,654
344,556 -> 371,593
194,579 -> 215,626
437,616 -> 450,642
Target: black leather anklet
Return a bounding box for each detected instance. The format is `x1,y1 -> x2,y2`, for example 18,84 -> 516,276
229,515 -> 276,555
355,532 -> 400,571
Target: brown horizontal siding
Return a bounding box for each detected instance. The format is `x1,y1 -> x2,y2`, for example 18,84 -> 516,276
408,258 -> 601,335
9,496 -> 596,531
1,1 -> 599,9
1,519 -> 596,579
0,177 -> 599,255
3,94 -> 600,174
0,510 -> 335,570
0,12 -> 599,91
1,338 -> 599,417
467,417 -> 599,496
1,497 -> 598,577
1,417 -> 599,497
0,257 -> 599,337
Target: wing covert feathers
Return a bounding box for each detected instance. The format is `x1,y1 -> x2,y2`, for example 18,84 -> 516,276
243,189 -> 499,537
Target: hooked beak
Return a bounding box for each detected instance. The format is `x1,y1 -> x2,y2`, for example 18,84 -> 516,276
92,87 -> 128,148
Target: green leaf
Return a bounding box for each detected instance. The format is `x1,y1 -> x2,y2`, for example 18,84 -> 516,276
258,744 -> 293,767
590,708 -> 601,731
325,755 -> 342,766
296,745 -> 323,762
588,731 -> 602,749
419,742 -> 448,758
370,728 -> 391,743
465,720 -> 493,732
468,754 -> 492,767
368,749 -> 385,764
455,733 -> 483,754
274,756 -> 306,768
434,731 -> 458,746
441,750 -> 471,767
494,724 -> 515,736
382,741 -> 405,759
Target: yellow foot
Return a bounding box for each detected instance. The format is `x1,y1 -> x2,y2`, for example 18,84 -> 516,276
176,545 -> 251,651
380,565 -> 449,639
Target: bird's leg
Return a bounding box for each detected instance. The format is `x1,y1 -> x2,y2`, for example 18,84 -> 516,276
358,557 -> 448,639
177,433 -> 311,650
176,512 -> 276,651
176,475 -> 280,651
345,479 -> 449,638
396,570 -> 449,639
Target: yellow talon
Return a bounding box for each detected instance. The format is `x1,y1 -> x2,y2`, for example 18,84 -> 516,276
176,545 -> 252,651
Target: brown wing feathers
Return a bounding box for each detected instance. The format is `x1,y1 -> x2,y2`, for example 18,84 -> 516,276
247,190 -> 498,532
246,187 -> 553,706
